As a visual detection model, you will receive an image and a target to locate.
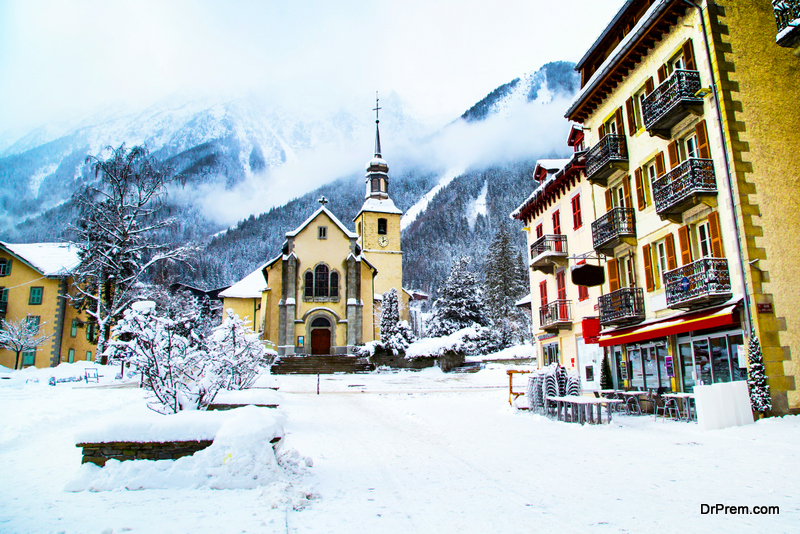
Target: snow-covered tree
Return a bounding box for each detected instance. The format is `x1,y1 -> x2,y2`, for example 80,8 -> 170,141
379,288 -> 415,354
747,334 -> 771,414
0,317 -> 52,370
110,301 -> 208,414
70,145 -> 194,359
207,309 -> 276,392
427,255 -> 489,338
483,223 -> 529,346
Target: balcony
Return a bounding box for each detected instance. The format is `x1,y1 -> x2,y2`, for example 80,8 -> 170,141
529,234 -> 568,274
773,0 -> 800,48
585,134 -> 628,186
664,258 -> 732,309
652,158 -> 717,222
599,287 -> 645,326
642,69 -> 704,139
591,207 -> 637,254
539,300 -> 573,332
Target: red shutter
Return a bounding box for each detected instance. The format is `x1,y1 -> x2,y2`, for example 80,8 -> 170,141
556,271 -> 567,300
708,211 -> 724,257
536,223 -> 543,239
642,244 -> 654,292
655,152 -> 666,176
665,233 -> 678,271
678,225 -> 693,265
539,280 -> 548,307
572,194 -> 582,229
598,123 -> 606,139
695,120 -> 710,159
657,65 -> 667,83
667,141 -> 679,169
607,258 -> 620,292
552,210 -> 561,234
683,39 -> 696,71
645,77 -> 654,95
626,97 -> 636,135
605,189 -> 614,212
635,167 -> 646,210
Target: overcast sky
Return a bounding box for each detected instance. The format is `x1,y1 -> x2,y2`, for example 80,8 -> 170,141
0,0 -> 626,133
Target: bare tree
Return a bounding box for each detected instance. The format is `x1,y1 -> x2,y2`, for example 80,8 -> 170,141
70,145 -> 194,358
0,317 -> 52,370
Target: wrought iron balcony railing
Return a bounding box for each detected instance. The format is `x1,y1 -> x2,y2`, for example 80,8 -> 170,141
585,134 -> 628,185
664,258 -> 732,309
652,158 -> 717,219
529,234 -> 568,273
773,1 -> 800,47
592,207 -> 636,253
539,300 -> 572,330
599,287 -> 645,326
642,70 -> 703,137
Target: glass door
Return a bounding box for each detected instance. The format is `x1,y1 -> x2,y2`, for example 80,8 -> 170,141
643,347 -> 658,391
655,344 -> 673,392
628,347 -> 644,390
728,333 -> 746,382
693,339 -> 712,386
710,336 -> 731,383
679,342 -> 695,392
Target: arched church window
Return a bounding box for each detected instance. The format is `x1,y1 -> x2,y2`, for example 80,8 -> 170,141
329,271 -> 339,298
378,218 -> 387,235
314,265 -> 329,298
371,177 -> 380,192
304,271 -> 314,298
311,317 -> 330,327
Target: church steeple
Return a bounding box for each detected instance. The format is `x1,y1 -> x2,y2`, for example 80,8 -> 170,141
365,93 -> 389,200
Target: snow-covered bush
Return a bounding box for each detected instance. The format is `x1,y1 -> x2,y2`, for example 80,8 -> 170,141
207,309 -> 277,392
110,301 -> 208,414
376,288 -> 415,355
426,256 -> 489,338
405,327 -> 476,359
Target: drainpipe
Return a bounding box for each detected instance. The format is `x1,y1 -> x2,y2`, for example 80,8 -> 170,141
682,0 -> 753,337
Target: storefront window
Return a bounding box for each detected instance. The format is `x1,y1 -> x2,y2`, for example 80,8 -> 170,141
728,333 -> 746,382
629,348 -> 644,390
711,336 -> 731,383
656,345 -> 672,392
614,348 -> 625,389
693,339 -> 712,386
679,342 -> 695,392
644,348 -> 658,391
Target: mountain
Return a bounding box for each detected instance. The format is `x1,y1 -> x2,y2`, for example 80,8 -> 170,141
1,61 -> 580,298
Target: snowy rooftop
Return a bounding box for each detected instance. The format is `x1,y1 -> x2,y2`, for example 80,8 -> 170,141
536,158 -> 570,170
356,197 -> 403,217
0,242 -> 81,277
219,263 -> 269,299
286,206 -> 358,239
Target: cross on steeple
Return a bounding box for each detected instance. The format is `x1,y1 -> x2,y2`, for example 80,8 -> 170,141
318,196 -> 328,207
373,91 -> 381,124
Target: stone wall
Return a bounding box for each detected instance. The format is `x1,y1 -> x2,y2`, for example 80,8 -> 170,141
77,440 -> 214,466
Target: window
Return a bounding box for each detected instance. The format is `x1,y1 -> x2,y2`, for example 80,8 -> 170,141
22,349 -> 35,367
535,223 -> 543,239
571,194 -> 582,230
86,351 -> 93,362
0,287 -> 7,313
617,255 -> 635,289
371,177 -> 381,192
27,315 -> 40,333
578,285 -> 589,302
86,322 -> 96,342
685,133 -> 699,160
697,222 -> 712,258
552,210 -> 561,235
314,265 -> 329,298
654,240 -> 668,286
71,319 -> 78,337
304,264 -> 340,301
556,271 -> 567,300
329,271 -> 339,298
318,226 -> 327,240
29,286 -> 43,305
616,186 -> 626,208
377,218 -> 387,235
633,88 -> 647,130
304,272 -> 314,298
68,349 -> 75,363
539,280 -> 548,307
0,258 -> 11,276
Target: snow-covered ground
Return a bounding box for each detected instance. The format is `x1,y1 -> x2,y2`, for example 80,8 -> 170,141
1,363 -> 799,533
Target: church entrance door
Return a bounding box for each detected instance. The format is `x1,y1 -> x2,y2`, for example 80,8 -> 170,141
311,329 -> 331,355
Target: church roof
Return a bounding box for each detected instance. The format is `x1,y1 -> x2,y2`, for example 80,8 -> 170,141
219,261 -> 269,299
285,206 -> 358,239
354,197 -> 403,219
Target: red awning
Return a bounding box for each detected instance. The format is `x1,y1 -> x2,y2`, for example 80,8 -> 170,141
598,303 -> 739,347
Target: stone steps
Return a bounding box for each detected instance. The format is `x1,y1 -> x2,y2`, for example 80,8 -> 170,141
271,355 -> 375,375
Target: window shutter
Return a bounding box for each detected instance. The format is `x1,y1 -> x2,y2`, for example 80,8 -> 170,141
645,77 -> 654,95
683,39 -> 696,71
657,65 -> 667,83
539,280 -> 548,307
605,189 -> 614,212
4,258 -> 11,276
626,97 -> 637,135
655,152 -> 666,176
598,123 -> 606,139
695,120 -> 710,159
667,141 -> 679,169
552,210 -> 561,234
556,271 -> 567,300
708,211 -> 725,257
622,175 -> 632,209
607,258 -> 620,292
678,225 -> 692,265
615,107 -> 625,136
635,168 -> 646,210
642,244 -> 654,292
665,233 -> 678,271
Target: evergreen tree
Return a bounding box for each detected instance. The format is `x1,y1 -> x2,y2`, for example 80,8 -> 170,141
379,288 -> 414,354
483,223 -> 529,346
600,354 -> 614,390
427,255 -> 489,338
747,334 -> 771,414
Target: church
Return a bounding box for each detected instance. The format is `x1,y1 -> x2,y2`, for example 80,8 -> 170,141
221,106 -> 409,356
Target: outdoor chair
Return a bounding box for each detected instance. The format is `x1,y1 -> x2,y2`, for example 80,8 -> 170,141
625,394 -> 642,415
659,397 -> 681,421
649,387 -> 667,420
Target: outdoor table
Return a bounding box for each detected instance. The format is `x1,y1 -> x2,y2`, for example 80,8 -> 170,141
618,391 -> 647,415
546,395 -> 624,425
662,392 -> 696,421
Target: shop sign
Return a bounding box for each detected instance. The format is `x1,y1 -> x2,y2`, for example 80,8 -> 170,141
620,360 -> 628,380
757,303 -> 773,314
665,355 -> 675,378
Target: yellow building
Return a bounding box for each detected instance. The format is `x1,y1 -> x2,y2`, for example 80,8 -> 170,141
565,0 -> 800,413
0,242 -> 96,369
512,127 -> 605,389
227,112 -> 407,356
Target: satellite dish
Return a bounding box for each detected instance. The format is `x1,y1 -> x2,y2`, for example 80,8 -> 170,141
571,263 -> 605,287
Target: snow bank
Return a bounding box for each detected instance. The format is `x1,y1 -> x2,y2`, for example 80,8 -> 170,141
67,406 -> 311,493
466,343 -> 536,363
0,361 -> 132,388
213,388 -> 282,406
405,327 -> 477,359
